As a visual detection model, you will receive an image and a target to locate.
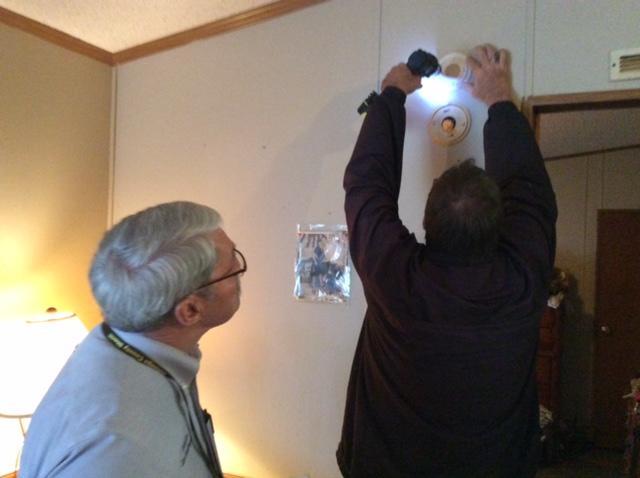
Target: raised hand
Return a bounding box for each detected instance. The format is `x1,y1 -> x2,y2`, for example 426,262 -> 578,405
381,64 -> 422,95
465,44 -> 513,107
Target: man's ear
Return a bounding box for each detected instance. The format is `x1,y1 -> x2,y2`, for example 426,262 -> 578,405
173,295 -> 204,327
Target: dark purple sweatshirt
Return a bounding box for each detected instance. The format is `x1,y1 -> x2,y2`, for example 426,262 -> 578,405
338,87 -> 557,478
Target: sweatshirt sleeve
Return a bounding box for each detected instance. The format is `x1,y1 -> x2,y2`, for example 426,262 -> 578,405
484,101 -> 558,279
343,87 -> 419,289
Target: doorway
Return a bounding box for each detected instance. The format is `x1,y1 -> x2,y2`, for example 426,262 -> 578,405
524,89 -> 640,447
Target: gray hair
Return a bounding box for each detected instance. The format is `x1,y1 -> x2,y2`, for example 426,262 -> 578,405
89,201 -> 222,331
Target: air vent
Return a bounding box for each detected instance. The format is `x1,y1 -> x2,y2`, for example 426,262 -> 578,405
610,47 -> 640,81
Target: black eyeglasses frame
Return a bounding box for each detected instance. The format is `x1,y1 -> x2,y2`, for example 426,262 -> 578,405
192,248 -> 247,293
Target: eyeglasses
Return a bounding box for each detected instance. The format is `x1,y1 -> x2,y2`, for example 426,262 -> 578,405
193,248 -> 247,293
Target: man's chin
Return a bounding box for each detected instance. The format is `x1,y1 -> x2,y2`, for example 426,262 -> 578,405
227,299 -> 241,322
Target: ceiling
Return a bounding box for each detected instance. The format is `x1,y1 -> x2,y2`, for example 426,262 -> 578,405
0,0 -> 279,52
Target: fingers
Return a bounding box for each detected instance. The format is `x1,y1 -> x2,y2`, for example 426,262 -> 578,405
466,54 -> 481,73
469,44 -> 503,66
394,63 -> 410,75
469,44 -> 490,65
381,63 -> 422,95
497,49 -> 508,68
485,45 -> 498,63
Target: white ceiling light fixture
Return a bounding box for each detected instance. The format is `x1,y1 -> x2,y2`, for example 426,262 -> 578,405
429,104 -> 471,146
424,52 -> 474,147
439,52 -> 473,84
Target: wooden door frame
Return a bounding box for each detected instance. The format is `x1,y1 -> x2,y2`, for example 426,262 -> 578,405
522,88 -> 640,144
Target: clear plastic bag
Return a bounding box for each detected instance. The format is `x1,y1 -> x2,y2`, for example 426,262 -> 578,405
294,224 -> 350,303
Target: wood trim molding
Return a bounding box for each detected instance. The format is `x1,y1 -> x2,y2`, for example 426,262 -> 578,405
1,0 -> 327,66
112,0 -> 328,64
522,89 -> 640,135
0,6 -> 114,65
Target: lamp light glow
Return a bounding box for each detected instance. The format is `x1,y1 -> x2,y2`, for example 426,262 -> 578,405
0,419 -> 24,474
0,309 -> 87,475
216,430 -> 272,478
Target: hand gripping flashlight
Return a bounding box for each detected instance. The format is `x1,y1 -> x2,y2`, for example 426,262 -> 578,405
357,49 -> 441,114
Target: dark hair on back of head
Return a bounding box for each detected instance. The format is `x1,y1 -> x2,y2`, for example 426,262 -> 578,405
423,159 -> 503,260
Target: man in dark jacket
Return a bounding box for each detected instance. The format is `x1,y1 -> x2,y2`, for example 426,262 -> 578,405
337,44 -> 557,477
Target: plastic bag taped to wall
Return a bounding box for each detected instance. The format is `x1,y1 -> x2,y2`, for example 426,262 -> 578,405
294,224 -> 350,303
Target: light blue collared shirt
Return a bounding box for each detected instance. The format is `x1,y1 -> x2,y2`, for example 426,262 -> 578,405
114,326 -> 201,387
20,325 -> 215,478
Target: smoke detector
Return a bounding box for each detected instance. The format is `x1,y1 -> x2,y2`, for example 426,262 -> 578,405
439,52 -> 472,83
429,104 -> 471,146
611,47 -> 640,81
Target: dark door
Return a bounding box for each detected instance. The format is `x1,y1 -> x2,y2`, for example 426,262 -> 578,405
593,209 -> 640,448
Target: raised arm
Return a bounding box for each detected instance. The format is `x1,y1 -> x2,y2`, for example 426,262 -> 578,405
467,45 -> 557,275
344,65 -> 421,285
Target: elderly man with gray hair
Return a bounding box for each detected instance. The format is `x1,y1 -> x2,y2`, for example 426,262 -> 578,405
20,201 -> 246,478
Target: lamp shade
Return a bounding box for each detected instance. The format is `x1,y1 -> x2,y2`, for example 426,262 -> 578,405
0,311 -> 87,417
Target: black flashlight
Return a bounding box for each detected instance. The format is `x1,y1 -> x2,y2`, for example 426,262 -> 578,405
357,49 -> 441,114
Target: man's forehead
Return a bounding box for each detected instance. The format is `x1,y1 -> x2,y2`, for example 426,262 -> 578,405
210,228 -> 234,249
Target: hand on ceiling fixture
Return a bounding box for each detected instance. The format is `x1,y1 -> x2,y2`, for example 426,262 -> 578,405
465,44 -> 513,106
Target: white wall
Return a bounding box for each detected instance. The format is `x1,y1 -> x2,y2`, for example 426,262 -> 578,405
534,0 -> 640,94
381,0 -> 529,235
115,2 -> 375,477
113,1 -> 640,476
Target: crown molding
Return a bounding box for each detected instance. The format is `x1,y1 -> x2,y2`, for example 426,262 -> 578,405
113,0 -> 327,64
0,0 -> 328,66
0,6 -> 114,64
